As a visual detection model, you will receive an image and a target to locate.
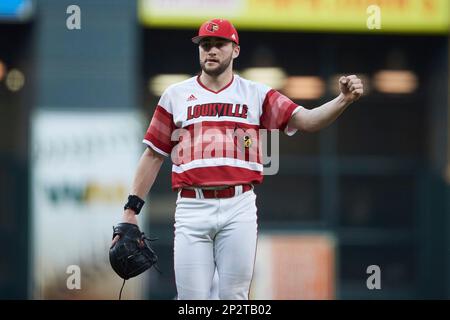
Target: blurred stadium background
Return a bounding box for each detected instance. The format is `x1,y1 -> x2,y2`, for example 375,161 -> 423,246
0,0 -> 449,299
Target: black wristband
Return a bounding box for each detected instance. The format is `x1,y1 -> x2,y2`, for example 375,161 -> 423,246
124,195 -> 145,215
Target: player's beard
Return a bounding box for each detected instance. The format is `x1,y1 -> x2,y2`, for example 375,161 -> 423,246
200,54 -> 233,77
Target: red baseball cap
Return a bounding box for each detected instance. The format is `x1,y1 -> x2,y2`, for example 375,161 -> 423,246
192,18 -> 239,45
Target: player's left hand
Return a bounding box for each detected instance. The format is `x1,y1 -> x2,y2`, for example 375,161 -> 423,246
339,75 -> 364,104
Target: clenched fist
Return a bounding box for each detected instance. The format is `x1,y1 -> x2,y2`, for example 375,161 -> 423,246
339,75 -> 364,104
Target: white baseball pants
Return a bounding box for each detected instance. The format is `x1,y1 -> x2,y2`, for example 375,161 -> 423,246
174,187 -> 258,300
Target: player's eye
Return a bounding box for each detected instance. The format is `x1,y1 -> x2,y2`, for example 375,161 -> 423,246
200,40 -> 227,50
215,41 -> 226,48
200,41 -> 213,50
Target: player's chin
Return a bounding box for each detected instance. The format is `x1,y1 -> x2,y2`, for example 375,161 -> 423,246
203,64 -> 215,71
204,62 -> 219,70
202,65 -> 224,76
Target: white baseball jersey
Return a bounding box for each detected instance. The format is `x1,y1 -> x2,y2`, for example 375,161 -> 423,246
143,75 -> 301,190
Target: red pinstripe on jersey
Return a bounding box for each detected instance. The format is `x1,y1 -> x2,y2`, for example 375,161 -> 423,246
171,121 -> 261,164
143,105 -> 177,156
260,89 -> 299,131
172,166 -> 263,189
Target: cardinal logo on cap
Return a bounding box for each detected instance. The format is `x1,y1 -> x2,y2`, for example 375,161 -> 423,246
206,22 -> 219,32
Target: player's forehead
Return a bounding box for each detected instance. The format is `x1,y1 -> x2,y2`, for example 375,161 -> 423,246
199,36 -> 232,44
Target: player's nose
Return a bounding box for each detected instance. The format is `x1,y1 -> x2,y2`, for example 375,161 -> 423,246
207,46 -> 220,54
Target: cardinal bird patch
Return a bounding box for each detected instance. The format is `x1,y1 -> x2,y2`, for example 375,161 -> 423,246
206,22 -> 219,33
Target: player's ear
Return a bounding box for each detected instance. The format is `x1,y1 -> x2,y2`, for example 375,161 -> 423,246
232,44 -> 240,59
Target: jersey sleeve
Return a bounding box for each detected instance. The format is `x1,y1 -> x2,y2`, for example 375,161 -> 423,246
260,89 -> 302,136
143,90 -> 177,157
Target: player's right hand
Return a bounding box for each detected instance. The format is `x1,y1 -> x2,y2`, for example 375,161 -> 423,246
111,210 -> 139,247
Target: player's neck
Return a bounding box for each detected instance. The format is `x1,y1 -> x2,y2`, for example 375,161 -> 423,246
199,69 -> 234,92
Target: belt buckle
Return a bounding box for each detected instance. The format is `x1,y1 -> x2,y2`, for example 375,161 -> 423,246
214,189 -> 219,199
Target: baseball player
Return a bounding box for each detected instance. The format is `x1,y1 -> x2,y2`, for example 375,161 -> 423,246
112,18 -> 363,300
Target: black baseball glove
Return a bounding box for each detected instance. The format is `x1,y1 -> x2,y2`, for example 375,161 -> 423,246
109,222 -> 159,280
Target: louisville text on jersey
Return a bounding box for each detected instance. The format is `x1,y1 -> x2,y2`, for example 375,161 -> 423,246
187,103 -> 248,120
